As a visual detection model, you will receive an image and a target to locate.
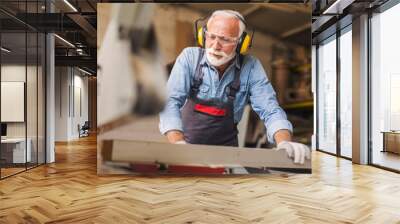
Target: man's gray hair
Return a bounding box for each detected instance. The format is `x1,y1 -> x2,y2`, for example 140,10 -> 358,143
207,10 -> 246,38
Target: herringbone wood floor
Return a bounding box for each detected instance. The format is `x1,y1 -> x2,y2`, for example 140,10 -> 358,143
0,135 -> 399,224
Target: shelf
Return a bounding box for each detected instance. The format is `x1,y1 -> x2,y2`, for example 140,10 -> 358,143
282,101 -> 313,110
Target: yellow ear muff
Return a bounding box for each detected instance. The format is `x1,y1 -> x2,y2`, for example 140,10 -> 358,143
197,27 -> 204,47
239,34 -> 251,54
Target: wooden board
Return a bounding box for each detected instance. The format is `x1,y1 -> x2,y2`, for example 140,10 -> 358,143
100,139 -> 311,170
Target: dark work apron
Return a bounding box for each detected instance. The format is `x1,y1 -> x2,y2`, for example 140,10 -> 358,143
181,51 -> 242,147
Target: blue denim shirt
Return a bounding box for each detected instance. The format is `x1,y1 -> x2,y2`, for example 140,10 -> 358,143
159,47 -> 292,144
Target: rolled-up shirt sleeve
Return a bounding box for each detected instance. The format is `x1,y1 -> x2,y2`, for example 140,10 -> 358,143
159,48 -> 193,135
248,58 -> 293,144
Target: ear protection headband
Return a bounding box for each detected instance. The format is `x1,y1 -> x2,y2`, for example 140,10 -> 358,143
194,14 -> 254,55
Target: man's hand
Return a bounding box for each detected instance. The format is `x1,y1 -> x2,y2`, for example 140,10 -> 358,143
166,130 -> 186,144
277,141 -> 311,164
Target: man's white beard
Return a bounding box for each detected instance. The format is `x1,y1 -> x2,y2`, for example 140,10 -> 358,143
206,48 -> 236,67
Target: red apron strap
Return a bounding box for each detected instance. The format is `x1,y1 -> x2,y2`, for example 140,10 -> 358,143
194,104 -> 227,116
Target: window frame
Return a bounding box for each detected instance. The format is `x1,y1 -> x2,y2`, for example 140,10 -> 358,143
315,21 -> 353,161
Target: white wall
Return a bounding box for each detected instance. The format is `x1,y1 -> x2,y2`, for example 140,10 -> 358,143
55,67 -> 89,141
1,63 -> 46,163
55,67 -> 69,141
1,65 -> 36,138
72,73 -> 89,138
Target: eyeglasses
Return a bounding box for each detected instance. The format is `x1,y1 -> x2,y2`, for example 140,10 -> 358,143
204,30 -> 238,46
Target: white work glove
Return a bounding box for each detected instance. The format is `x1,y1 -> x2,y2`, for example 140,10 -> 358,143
277,141 -> 311,164
174,140 -> 187,144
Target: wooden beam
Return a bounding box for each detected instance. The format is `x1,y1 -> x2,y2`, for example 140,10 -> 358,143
67,14 -> 97,38
241,5 -> 261,17
283,4 -> 311,14
281,22 -> 311,38
261,4 -> 310,14
100,139 -> 311,170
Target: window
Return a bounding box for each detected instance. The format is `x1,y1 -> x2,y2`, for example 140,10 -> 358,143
370,2 -> 400,171
317,35 -> 337,154
339,27 -> 352,158
0,1 -> 47,179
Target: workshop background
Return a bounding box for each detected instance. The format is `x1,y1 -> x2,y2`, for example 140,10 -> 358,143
98,3 -> 312,147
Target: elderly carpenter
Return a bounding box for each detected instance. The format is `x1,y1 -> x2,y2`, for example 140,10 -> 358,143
159,10 -> 310,164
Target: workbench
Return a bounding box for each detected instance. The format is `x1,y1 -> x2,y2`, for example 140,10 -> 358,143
97,117 -> 311,175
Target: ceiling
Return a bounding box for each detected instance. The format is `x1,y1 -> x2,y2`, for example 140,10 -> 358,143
311,0 -> 388,43
0,0 -> 97,14
0,0 -> 98,73
1,1 -> 311,72
1,32 -> 45,65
